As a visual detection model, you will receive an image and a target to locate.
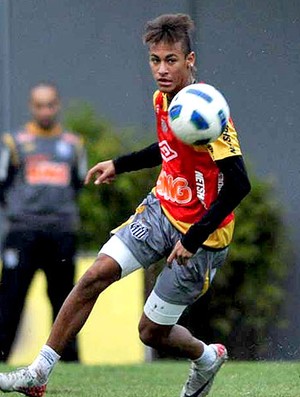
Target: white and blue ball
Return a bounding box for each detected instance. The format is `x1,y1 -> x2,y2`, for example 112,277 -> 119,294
168,83 -> 230,145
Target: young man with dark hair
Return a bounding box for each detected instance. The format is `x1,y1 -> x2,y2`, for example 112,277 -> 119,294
0,14 -> 250,397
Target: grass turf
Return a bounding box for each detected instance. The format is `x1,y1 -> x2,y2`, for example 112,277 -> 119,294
0,361 -> 300,396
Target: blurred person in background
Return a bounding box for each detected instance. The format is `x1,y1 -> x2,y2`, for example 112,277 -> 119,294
0,82 -> 87,363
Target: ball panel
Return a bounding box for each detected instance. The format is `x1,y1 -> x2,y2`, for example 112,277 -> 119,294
190,110 -> 209,130
218,109 -> 228,133
185,88 -> 213,103
169,104 -> 182,121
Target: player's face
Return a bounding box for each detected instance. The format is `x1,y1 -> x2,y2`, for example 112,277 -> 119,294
29,86 -> 60,130
149,41 -> 195,99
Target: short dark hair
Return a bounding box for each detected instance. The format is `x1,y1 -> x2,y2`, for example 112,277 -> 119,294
143,14 -> 195,55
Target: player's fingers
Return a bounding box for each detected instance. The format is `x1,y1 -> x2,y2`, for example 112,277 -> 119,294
178,257 -> 189,266
94,169 -> 112,185
84,171 -> 92,185
85,164 -> 101,185
102,176 -> 116,184
167,250 -> 176,267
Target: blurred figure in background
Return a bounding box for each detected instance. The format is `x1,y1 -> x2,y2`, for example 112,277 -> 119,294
0,82 -> 87,362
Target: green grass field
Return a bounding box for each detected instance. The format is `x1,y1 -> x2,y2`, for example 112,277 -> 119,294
1,361 -> 300,396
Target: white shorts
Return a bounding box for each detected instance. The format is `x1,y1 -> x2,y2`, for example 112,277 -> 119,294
144,290 -> 187,325
99,234 -> 142,277
99,234 -> 186,325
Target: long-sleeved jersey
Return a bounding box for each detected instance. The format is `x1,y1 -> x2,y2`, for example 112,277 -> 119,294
114,89 -> 251,252
153,90 -> 241,249
0,122 -> 87,232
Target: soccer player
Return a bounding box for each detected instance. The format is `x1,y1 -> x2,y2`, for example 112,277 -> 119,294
0,14 -> 251,397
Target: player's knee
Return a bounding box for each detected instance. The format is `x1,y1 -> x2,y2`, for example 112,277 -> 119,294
138,316 -> 171,348
138,323 -> 157,347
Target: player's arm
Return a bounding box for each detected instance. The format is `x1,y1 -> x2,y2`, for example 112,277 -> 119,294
113,142 -> 162,173
85,142 -> 162,185
181,155 -> 251,254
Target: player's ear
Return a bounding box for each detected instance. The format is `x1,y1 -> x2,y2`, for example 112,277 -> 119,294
186,51 -> 195,68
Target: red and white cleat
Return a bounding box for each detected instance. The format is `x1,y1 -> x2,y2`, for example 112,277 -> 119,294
0,367 -> 47,396
180,343 -> 228,397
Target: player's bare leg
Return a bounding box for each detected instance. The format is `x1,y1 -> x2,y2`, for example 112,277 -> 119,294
139,312 -> 227,397
47,254 -> 121,354
0,254 -> 122,397
139,312 -> 203,359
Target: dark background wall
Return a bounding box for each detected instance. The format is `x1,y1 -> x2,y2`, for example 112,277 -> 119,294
0,0 -> 299,358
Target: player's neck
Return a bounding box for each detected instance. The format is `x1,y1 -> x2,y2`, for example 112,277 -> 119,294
26,121 -> 62,137
166,76 -> 196,105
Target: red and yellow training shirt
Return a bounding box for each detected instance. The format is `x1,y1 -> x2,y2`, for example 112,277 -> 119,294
153,90 -> 242,249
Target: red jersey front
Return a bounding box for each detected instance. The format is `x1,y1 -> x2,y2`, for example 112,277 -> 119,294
153,90 -> 242,249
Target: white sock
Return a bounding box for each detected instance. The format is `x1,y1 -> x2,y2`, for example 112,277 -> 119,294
194,343 -> 217,367
29,345 -> 61,380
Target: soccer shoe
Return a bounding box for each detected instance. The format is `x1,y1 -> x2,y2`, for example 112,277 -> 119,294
0,367 -> 47,396
180,343 -> 228,397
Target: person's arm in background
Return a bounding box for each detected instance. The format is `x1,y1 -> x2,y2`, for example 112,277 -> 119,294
72,136 -> 88,192
0,133 -> 18,206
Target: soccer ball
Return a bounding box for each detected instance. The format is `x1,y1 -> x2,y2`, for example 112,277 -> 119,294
168,83 -> 230,145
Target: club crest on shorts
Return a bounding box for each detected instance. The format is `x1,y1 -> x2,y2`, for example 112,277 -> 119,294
130,221 -> 149,240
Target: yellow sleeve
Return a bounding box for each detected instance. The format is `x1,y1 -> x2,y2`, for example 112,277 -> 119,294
207,119 -> 242,161
2,132 -> 19,166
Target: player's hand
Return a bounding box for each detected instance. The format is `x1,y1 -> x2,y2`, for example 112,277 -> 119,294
85,160 -> 116,185
167,240 -> 193,267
